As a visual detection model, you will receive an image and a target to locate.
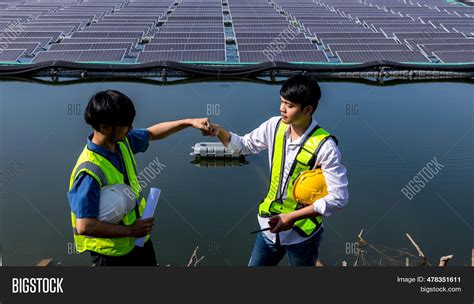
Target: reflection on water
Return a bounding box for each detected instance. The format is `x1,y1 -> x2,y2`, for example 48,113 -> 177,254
191,156 -> 249,168
0,79 -> 472,266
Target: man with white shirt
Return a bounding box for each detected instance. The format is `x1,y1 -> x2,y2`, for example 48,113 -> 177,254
210,75 -> 349,266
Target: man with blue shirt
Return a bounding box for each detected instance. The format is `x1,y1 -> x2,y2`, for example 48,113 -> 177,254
67,90 -> 213,266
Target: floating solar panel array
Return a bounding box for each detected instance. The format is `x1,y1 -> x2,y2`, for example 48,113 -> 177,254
311,0 -> 473,63
0,0 -> 472,64
0,0 -> 172,63
230,0 -> 327,62
138,0 -> 225,62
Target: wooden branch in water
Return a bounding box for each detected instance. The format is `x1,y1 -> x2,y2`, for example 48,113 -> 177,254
187,246 -> 205,267
368,244 -> 405,265
378,245 -> 419,259
353,251 -> 360,266
406,233 -> 425,258
406,233 -> 431,266
438,255 -> 453,267
36,258 -> 53,267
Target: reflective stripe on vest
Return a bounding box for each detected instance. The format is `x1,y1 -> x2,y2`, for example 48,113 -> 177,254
258,119 -> 333,237
69,137 -> 148,256
74,161 -> 108,187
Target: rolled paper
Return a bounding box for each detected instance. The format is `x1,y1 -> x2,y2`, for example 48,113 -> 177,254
135,188 -> 161,247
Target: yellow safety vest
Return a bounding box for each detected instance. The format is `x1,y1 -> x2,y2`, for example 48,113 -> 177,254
259,119 -> 335,237
68,137 -> 148,256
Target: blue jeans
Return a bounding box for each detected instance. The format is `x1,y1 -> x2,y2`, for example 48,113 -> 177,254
248,228 -> 324,266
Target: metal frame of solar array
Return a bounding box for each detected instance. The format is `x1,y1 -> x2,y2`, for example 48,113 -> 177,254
0,0 -> 472,64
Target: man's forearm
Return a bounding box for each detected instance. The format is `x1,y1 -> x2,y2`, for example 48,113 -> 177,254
290,204 -> 320,222
216,126 -> 232,146
76,218 -> 131,238
147,119 -> 192,141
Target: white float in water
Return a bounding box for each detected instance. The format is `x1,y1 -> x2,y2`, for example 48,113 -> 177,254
191,142 -> 243,158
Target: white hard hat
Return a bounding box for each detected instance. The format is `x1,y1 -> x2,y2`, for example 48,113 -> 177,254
98,184 -> 136,224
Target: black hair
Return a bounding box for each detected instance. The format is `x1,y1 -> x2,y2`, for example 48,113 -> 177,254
84,90 -> 136,131
280,75 -> 321,114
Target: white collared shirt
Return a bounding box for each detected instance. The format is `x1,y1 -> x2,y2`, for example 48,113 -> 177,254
228,116 -> 349,245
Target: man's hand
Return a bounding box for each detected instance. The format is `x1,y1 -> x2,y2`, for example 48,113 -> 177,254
128,218 -> 155,237
189,118 -> 213,135
206,124 -> 220,137
269,213 -> 296,233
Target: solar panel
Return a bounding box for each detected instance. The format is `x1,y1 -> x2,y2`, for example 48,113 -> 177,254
362,18 -> 414,22
159,26 -> 223,32
372,23 -> 439,28
321,38 -> 398,45
433,51 -> 474,63
453,26 -> 474,35
82,26 -> 149,32
238,43 -> 317,51
336,50 -> 430,63
154,32 -> 224,38
0,22 -> 11,30
382,28 -> 448,36
149,38 -> 224,44
137,50 -> 226,62
394,32 -> 466,41
21,26 -> 75,34
16,32 -> 62,41
32,49 -> 126,63
235,22 -> 293,27
0,37 -> 52,48
303,21 -> 358,26
0,15 -> 31,22
328,44 -> 410,53
234,28 -> 292,33
236,37 -> 311,44
49,42 -> 133,51
22,22 -> 86,31
315,32 -> 386,39
0,49 -> 26,62
3,42 -> 41,54
102,17 -> 158,21
239,51 -> 328,63
419,44 -> 474,54
180,50 -> 225,61
165,16 -> 222,21
235,32 -> 306,38
60,38 -> 139,44
309,27 -> 372,33
71,32 -> 144,38
37,15 -> 94,21
91,23 -> 154,27
144,43 -> 224,51
404,38 -> 474,46
164,22 -> 222,26
1,0 -> 470,66
439,22 -> 473,26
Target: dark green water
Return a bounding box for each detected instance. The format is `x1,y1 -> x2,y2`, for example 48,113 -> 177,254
1,79 -> 472,266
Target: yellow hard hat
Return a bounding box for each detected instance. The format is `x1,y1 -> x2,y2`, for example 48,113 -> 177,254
292,168 -> 328,205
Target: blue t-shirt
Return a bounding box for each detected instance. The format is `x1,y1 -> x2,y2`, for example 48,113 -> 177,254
67,128 -> 150,219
